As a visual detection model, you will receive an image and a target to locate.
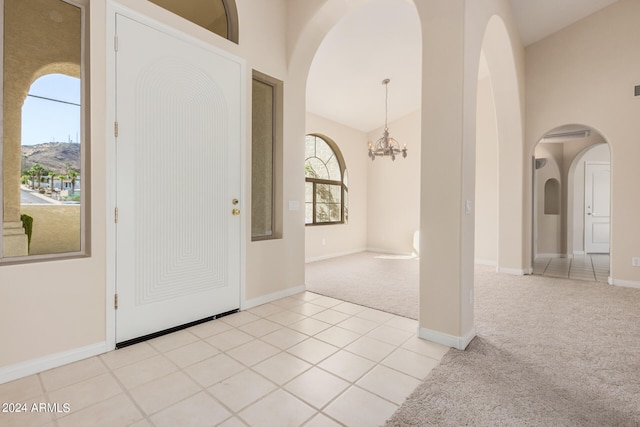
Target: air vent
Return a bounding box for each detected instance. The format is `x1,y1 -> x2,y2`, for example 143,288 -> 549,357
635,85 -> 640,97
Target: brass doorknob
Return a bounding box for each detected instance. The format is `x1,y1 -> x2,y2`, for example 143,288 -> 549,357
232,209 -> 240,216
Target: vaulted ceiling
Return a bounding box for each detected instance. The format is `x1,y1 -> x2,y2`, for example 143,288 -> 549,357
306,0 -> 619,133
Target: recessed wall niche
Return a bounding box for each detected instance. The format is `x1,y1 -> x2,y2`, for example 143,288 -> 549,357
544,178 -> 560,215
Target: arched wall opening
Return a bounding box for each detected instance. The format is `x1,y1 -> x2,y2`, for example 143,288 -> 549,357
290,1 -> 526,349
474,53 -> 498,266
302,0 -> 422,262
532,125 -> 611,281
476,14 -> 526,274
415,2 -> 525,347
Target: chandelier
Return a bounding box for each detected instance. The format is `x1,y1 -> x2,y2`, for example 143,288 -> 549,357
368,78 -> 407,161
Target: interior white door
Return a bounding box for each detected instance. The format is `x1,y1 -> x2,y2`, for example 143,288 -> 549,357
115,13 -> 243,343
585,162 -> 610,253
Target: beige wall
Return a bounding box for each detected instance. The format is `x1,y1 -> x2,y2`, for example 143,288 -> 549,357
526,0 -> 640,284
415,0 -> 525,347
475,76 -> 498,265
366,110 -> 421,255
481,13 -> 527,274
534,144 -> 563,255
304,113 -> 368,261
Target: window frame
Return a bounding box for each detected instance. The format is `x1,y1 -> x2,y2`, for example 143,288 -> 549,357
0,0 -> 90,264
251,70 -> 283,241
147,0 -> 239,44
305,134 -> 348,226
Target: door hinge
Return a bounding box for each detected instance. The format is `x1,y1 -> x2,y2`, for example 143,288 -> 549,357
114,293 -> 119,310
114,207 -> 118,224
114,121 -> 119,138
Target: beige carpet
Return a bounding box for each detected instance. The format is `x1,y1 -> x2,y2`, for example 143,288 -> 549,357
305,251 -> 419,319
391,266 -> 640,426
306,253 -> 640,426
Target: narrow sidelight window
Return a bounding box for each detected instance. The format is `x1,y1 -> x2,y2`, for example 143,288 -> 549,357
1,0 -> 89,262
251,71 -> 282,240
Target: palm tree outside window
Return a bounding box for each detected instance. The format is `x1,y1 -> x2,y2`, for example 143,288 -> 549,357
305,134 -> 348,225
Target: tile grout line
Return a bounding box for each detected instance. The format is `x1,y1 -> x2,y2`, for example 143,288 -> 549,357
219,295 -> 427,424
10,292 -> 439,427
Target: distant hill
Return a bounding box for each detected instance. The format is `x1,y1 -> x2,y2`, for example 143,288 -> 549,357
22,142 -> 81,174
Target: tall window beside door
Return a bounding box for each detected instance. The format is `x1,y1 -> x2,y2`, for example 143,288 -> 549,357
305,134 -> 348,225
1,0 -> 89,261
251,71 -> 283,240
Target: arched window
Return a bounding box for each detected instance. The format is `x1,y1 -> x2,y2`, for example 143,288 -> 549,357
148,0 -> 239,43
305,134 -> 348,225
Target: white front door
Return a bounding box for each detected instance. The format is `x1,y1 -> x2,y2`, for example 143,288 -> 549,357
115,13 -> 243,343
585,162 -> 610,254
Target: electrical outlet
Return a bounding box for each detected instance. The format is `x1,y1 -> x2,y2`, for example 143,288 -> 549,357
632,257 -> 640,267
322,238 -> 326,246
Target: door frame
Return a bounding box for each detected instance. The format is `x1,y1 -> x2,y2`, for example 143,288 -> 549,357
105,2 -> 246,350
584,161 -> 611,254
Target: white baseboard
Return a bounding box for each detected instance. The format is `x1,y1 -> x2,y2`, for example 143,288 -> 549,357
305,248 -> 367,264
242,285 -> 307,310
418,325 -> 476,350
0,342 -> 110,385
474,259 -> 497,267
498,267 -> 527,276
610,278 -> 640,289
365,247 -> 414,257
537,253 -> 569,258
573,251 -> 586,256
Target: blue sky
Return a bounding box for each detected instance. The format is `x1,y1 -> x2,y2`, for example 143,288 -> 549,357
21,74 -> 81,146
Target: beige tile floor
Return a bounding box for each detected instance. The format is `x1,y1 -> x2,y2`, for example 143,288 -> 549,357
533,254 -> 610,283
0,292 -> 449,427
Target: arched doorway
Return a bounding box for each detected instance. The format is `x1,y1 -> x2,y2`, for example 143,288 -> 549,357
291,1 -> 526,348
474,15 -> 526,275
532,125 -> 611,282
302,0 -> 422,318
304,0 -> 421,262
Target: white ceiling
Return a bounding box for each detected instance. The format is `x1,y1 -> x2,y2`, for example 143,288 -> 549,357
306,0 -> 619,133
510,0 -> 619,46
306,0 -> 421,133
